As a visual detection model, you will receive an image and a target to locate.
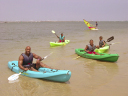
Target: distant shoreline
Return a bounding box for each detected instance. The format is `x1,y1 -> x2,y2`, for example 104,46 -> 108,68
0,20 -> 127,23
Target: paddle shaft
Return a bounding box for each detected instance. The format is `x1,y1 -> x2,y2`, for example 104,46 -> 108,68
54,33 -> 58,37
74,52 -> 87,59
109,42 -> 121,45
42,52 -> 53,60
52,31 -> 59,38
19,71 -> 25,74
52,30 -> 61,39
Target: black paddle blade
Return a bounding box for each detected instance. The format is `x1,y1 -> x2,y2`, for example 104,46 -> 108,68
107,36 -> 114,42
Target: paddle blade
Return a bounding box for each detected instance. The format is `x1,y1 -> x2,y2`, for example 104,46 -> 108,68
73,56 -> 81,60
8,79 -> 19,83
107,36 -> 114,42
52,30 -> 55,34
8,73 -> 21,81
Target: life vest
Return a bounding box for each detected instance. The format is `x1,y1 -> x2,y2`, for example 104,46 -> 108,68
22,53 -> 33,65
87,44 -> 96,52
59,35 -> 65,40
99,40 -> 105,47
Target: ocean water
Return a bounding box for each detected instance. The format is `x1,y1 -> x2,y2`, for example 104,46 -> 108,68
0,21 -> 128,96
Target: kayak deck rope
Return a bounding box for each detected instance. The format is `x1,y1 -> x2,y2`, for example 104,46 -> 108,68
67,71 -> 70,75
11,63 -> 17,71
51,69 -> 58,72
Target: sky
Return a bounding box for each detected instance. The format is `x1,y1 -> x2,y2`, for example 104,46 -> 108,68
0,0 -> 128,21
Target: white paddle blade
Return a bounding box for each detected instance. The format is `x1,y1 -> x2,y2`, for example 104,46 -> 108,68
52,30 -> 55,33
8,73 -> 21,81
8,79 -> 19,83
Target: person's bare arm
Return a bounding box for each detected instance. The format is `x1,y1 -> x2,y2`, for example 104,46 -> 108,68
63,37 -> 65,42
41,63 -> 53,69
18,55 -> 29,71
33,53 -> 58,69
96,45 -> 99,49
33,53 -> 43,61
84,45 -> 89,52
102,41 -> 106,47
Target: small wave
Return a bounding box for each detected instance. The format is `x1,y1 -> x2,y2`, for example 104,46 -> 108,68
0,39 -> 14,40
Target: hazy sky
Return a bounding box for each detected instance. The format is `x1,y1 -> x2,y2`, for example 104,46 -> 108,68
0,0 -> 128,21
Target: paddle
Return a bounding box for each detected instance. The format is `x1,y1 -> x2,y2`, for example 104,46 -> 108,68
73,53 -> 87,60
73,50 -> 88,60
41,52 -> 53,60
8,71 -> 24,81
8,52 -> 53,81
109,42 -> 121,45
106,36 -> 114,42
52,30 -> 58,38
73,36 -> 114,60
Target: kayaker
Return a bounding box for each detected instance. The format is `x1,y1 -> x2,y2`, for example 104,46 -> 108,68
84,39 -> 100,55
18,46 -> 52,72
99,36 -> 106,47
96,22 -> 98,29
56,33 -> 65,42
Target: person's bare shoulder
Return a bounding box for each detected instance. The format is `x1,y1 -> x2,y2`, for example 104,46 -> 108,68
19,54 -> 24,61
18,54 -> 24,67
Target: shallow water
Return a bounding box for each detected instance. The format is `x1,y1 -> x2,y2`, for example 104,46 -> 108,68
0,21 -> 128,96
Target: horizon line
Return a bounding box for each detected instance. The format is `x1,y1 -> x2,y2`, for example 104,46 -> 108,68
0,20 -> 128,23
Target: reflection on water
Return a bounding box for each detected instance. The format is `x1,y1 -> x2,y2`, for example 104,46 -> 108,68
38,80 -> 71,96
72,59 -> 119,95
19,78 -> 39,96
19,77 -> 71,96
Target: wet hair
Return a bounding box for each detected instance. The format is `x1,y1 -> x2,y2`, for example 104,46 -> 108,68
89,39 -> 93,42
99,36 -> 103,39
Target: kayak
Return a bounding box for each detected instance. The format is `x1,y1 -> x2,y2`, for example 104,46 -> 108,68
50,40 -> 70,47
75,48 -> 119,62
8,61 -> 71,82
91,28 -> 99,30
95,45 -> 109,53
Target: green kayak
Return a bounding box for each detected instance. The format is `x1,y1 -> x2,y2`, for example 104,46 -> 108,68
95,45 -> 109,53
75,48 -> 119,62
50,40 -> 70,47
